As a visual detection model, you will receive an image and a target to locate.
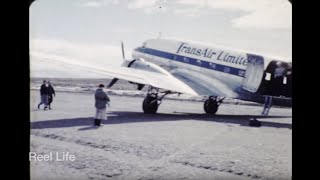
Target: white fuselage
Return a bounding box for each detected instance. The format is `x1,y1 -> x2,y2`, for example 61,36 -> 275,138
131,38 -> 289,103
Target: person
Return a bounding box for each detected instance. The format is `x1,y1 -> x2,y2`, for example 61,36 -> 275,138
47,81 -> 56,110
94,84 -> 110,126
38,80 -> 49,110
261,95 -> 272,116
272,62 -> 286,96
284,63 -> 292,97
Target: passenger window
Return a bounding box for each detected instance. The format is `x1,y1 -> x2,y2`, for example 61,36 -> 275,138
209,63 -> 216,69
224,67 -> 230,73
238,70 -> 245,77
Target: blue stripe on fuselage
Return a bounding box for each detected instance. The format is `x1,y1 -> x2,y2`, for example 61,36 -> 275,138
134,47 -> 246,77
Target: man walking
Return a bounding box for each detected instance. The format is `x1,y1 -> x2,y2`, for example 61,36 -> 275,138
38,80 -> 49,110
94,84 -> 110,126
47,81 -> 56,110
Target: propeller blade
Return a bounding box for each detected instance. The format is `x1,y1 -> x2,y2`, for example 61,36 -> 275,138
107,78 -> 119,88
121,41 -> 125,61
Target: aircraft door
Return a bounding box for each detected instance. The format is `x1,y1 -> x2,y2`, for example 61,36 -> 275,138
241,54 -> 264,93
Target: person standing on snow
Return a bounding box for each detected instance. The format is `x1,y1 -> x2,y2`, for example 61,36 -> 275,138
94,84 -> 110,126
47,81 -> 56,110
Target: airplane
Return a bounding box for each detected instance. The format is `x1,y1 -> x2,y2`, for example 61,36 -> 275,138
65,38 -> 292,117
104,38 -> 292,115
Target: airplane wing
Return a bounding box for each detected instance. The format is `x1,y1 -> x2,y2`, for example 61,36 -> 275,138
53,61 -> 198,96
86,66 -> 198,96
30,52 -> 198,96
76,63 -> 239,98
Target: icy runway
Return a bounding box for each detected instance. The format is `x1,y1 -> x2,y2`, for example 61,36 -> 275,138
30,90 -> 292,180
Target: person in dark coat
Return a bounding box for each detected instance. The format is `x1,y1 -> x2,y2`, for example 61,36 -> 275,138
272,62 -> 286,96
47,81 -> 56,110
285,63 -> 292,97
38,80 -> 49,110
94,84 -> 110,126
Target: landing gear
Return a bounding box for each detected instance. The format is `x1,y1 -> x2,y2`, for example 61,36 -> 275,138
204,96 -> 224,115
142,87 -> 171,114
143,95 -> 159,114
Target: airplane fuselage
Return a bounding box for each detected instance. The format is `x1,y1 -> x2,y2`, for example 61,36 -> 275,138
132,39 -> 291,107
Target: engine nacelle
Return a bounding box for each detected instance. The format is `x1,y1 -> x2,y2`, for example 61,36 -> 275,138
127,59 -> 171,76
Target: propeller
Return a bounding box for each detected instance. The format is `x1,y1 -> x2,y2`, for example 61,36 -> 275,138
107,41 -> 126,88
107,41 -> 145,90
121,41 -> 125,61
107,78 -> 118,88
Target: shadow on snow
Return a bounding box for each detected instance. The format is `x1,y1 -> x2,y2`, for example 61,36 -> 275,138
30,111 -> 292,130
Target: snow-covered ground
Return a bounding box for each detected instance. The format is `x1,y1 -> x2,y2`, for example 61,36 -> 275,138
30,90 -> 292,180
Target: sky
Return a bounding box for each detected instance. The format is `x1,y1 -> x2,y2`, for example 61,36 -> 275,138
30,0 -> 292,78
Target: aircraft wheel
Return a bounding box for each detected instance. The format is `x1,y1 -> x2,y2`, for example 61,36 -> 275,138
204,99 -> 218,114
143,95 -> 158,114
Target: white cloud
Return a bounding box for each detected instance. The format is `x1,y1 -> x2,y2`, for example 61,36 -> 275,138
127,0 -> 158,9
176,0 -> 279,11
127,0 -> 167,14
111,27 -> 133,33
76,0 -> 291,28
78,0 -> 119,8
80,1 -> 101,7
231,1 -> 291,29
174,0 -> 291,29
77,0 -> 167,14
173,7 -> 203,17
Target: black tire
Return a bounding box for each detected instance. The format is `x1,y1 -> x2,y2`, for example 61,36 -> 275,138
204,99 -> 218,114
143,96 -> 158,114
